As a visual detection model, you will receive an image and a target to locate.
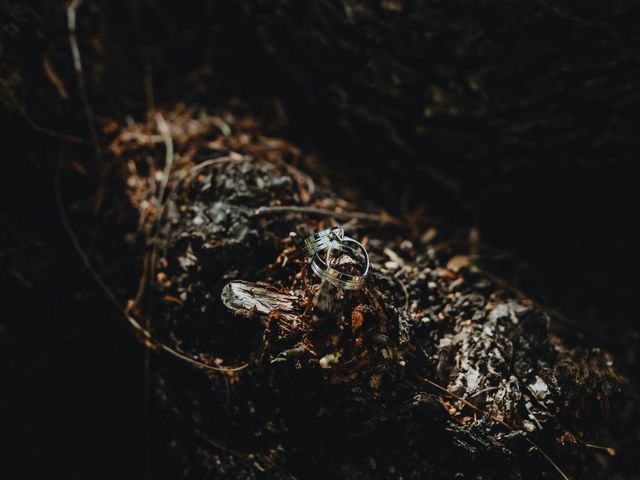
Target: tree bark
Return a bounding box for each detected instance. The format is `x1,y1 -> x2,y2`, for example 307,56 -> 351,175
114,106 -> 629,479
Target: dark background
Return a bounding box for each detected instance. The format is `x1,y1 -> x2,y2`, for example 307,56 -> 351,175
1,1 -> 638,477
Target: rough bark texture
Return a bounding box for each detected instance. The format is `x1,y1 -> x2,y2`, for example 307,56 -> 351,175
114,107 -> 632,479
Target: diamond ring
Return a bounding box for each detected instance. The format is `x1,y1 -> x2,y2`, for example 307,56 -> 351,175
301,227 -> 344,257
301,228 -> 370,290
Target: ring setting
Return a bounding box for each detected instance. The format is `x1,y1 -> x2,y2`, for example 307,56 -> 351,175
301,227 -> 345,257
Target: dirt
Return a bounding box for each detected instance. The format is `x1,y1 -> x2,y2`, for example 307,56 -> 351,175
110,105 -> 635,479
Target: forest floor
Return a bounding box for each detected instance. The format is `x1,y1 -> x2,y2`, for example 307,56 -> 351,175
2,101 -> 639,479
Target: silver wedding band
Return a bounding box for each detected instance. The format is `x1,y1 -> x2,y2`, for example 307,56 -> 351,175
301,227 -> 370,290
301,227 -> 344,257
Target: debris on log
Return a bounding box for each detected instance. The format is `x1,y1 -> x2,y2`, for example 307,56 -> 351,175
113,106 -> 631,479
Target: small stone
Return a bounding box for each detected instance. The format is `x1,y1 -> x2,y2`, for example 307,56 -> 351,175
319,353 -> 337,369
529,376 -> 549,400
400,239 -> 413,251
384,260 -> 399,270
447,255 -> 470,273
420,227 -> 437,244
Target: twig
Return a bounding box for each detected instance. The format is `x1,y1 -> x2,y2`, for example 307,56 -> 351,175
584,443 -> 616,457
189,156 -> 243,173
124,309 -> 249,372
468,385 -> 498,399
254,205 -> 403,225
20,109 -> 88,143
154,113 -> 174,207
419,376 -> 570,480
147,112 -> 174,287
2,80 -> 88,144
67,0 -> 103,163
524,401 -> 543,431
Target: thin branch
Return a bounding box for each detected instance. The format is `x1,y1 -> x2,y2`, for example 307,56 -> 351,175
254,205 -> 403,226
2,79 -> 88,144
468,385 -> 498,399
147,112 -> 174,286
154,113 -> 174,207
189,156 -> 242,173
67,0 -> 103,164
584,443 -> 616,457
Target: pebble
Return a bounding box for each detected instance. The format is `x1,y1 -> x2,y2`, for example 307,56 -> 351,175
400,239 -> 413,251
319,353 -> 337,369
528,376 -> 549,400
384,261 -> 399,270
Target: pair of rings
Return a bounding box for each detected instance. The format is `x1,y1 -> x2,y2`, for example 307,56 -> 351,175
301,227 -> 370,290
